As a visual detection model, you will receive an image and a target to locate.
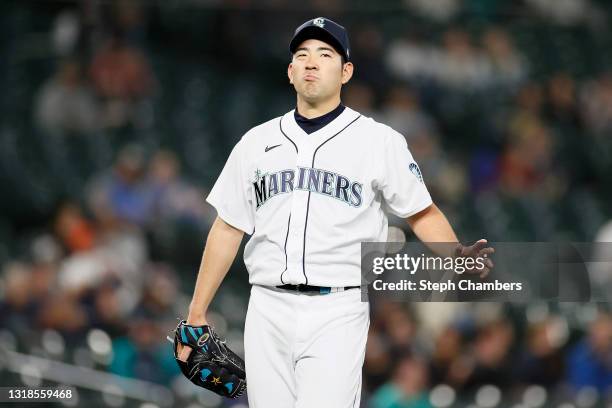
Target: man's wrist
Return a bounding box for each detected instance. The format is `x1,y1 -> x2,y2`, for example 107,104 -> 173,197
187,307 -> 208,325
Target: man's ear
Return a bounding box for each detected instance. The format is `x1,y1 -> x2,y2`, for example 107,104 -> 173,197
341,62 -> 354,85
288,63 -> 294,84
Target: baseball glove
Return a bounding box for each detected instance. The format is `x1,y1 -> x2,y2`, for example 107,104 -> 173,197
171,320 -> 246,398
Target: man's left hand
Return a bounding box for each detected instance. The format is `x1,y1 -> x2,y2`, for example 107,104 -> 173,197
455,239 -> 495,278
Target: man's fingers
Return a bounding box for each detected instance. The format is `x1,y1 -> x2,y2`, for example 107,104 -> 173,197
458,239 -> 489,257
479,247 -> 495,256
479,248 -> 494,272
470,239 -> 488,253
178,344 -> 193,362
457,241 -> 495,279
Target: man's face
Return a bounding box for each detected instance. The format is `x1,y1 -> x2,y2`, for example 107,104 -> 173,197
288,38 -> 353,103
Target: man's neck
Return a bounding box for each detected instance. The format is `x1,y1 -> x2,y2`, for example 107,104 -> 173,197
296,95 -> 342,119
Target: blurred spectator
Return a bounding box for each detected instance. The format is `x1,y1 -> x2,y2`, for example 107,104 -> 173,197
35,59 -> 100,134
51,10 -> 81,56
30,260 -> 59,307
386,33 -> 435,82
111,1 -> 147,46
499,83 -> 559,197
500,119 -> 555,195
382,305 -> 417,354
0,262 -> 39,337
90,279 -> 128,337
136,263 -> 180,321
581,72 -> 612,137
87,144 -> 155,226
365,326 -> 395,392
566,312 -> 612,393
148,150 -> 214,229
481,27 -> 528,88
545,72 -> 581,129
468,148 -> 501,193
436,29 -> 490,90
524,0 -> 592,26
30,234 -> 63,266
429,326 -> 464,386
90,30 -> 154,99
110,313 -> 178,383
56,204 -> 148,316
412,303 -> 472,342
37,293 -> 89,340
90,30 -> 155,128
511,82 -> 545,121
404,0 -> 461,22
388,28 -> 523,92
54,201 -> 97,253
379,86 -> 436,141
515,319 -> 565,387
370,354 -> 433,408
545,72 -> 590,184
57,250 -> 111,296
93,221 -> 148,315
459,319 -> 514,392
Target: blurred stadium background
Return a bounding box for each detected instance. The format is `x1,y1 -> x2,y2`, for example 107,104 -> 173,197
1,0 -> 611,407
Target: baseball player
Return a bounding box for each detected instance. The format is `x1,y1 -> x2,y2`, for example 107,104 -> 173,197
176,17 -> 494,407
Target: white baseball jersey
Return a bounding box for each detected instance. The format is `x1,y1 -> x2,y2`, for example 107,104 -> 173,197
206,106 -> 432,287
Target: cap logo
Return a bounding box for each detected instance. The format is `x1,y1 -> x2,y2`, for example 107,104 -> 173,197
312,17 -> 325,28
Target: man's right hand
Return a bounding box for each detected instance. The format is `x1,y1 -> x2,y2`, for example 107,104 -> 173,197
177,343 -> 192,362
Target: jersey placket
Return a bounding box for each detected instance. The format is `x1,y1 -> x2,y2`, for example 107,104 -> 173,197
278,108 -> 361,286
284,136 -> 315,285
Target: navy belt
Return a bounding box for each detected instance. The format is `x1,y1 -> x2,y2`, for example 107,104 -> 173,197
276,284 -> 361,294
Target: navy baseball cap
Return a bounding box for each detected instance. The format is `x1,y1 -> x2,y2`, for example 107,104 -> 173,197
289,17 -> 351,61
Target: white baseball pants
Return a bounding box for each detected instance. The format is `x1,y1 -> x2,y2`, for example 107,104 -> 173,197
244,285 -> 370,408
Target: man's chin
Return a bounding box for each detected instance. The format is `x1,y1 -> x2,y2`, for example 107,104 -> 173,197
300,89 -> 326,103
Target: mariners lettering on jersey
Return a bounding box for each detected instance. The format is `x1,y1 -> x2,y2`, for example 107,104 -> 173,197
252,167 -> 363,210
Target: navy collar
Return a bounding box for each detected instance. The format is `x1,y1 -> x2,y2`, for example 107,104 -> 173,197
294,104 -> 346,134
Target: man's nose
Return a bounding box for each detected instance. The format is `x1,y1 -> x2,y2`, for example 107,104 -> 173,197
305,57 -> 318,69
